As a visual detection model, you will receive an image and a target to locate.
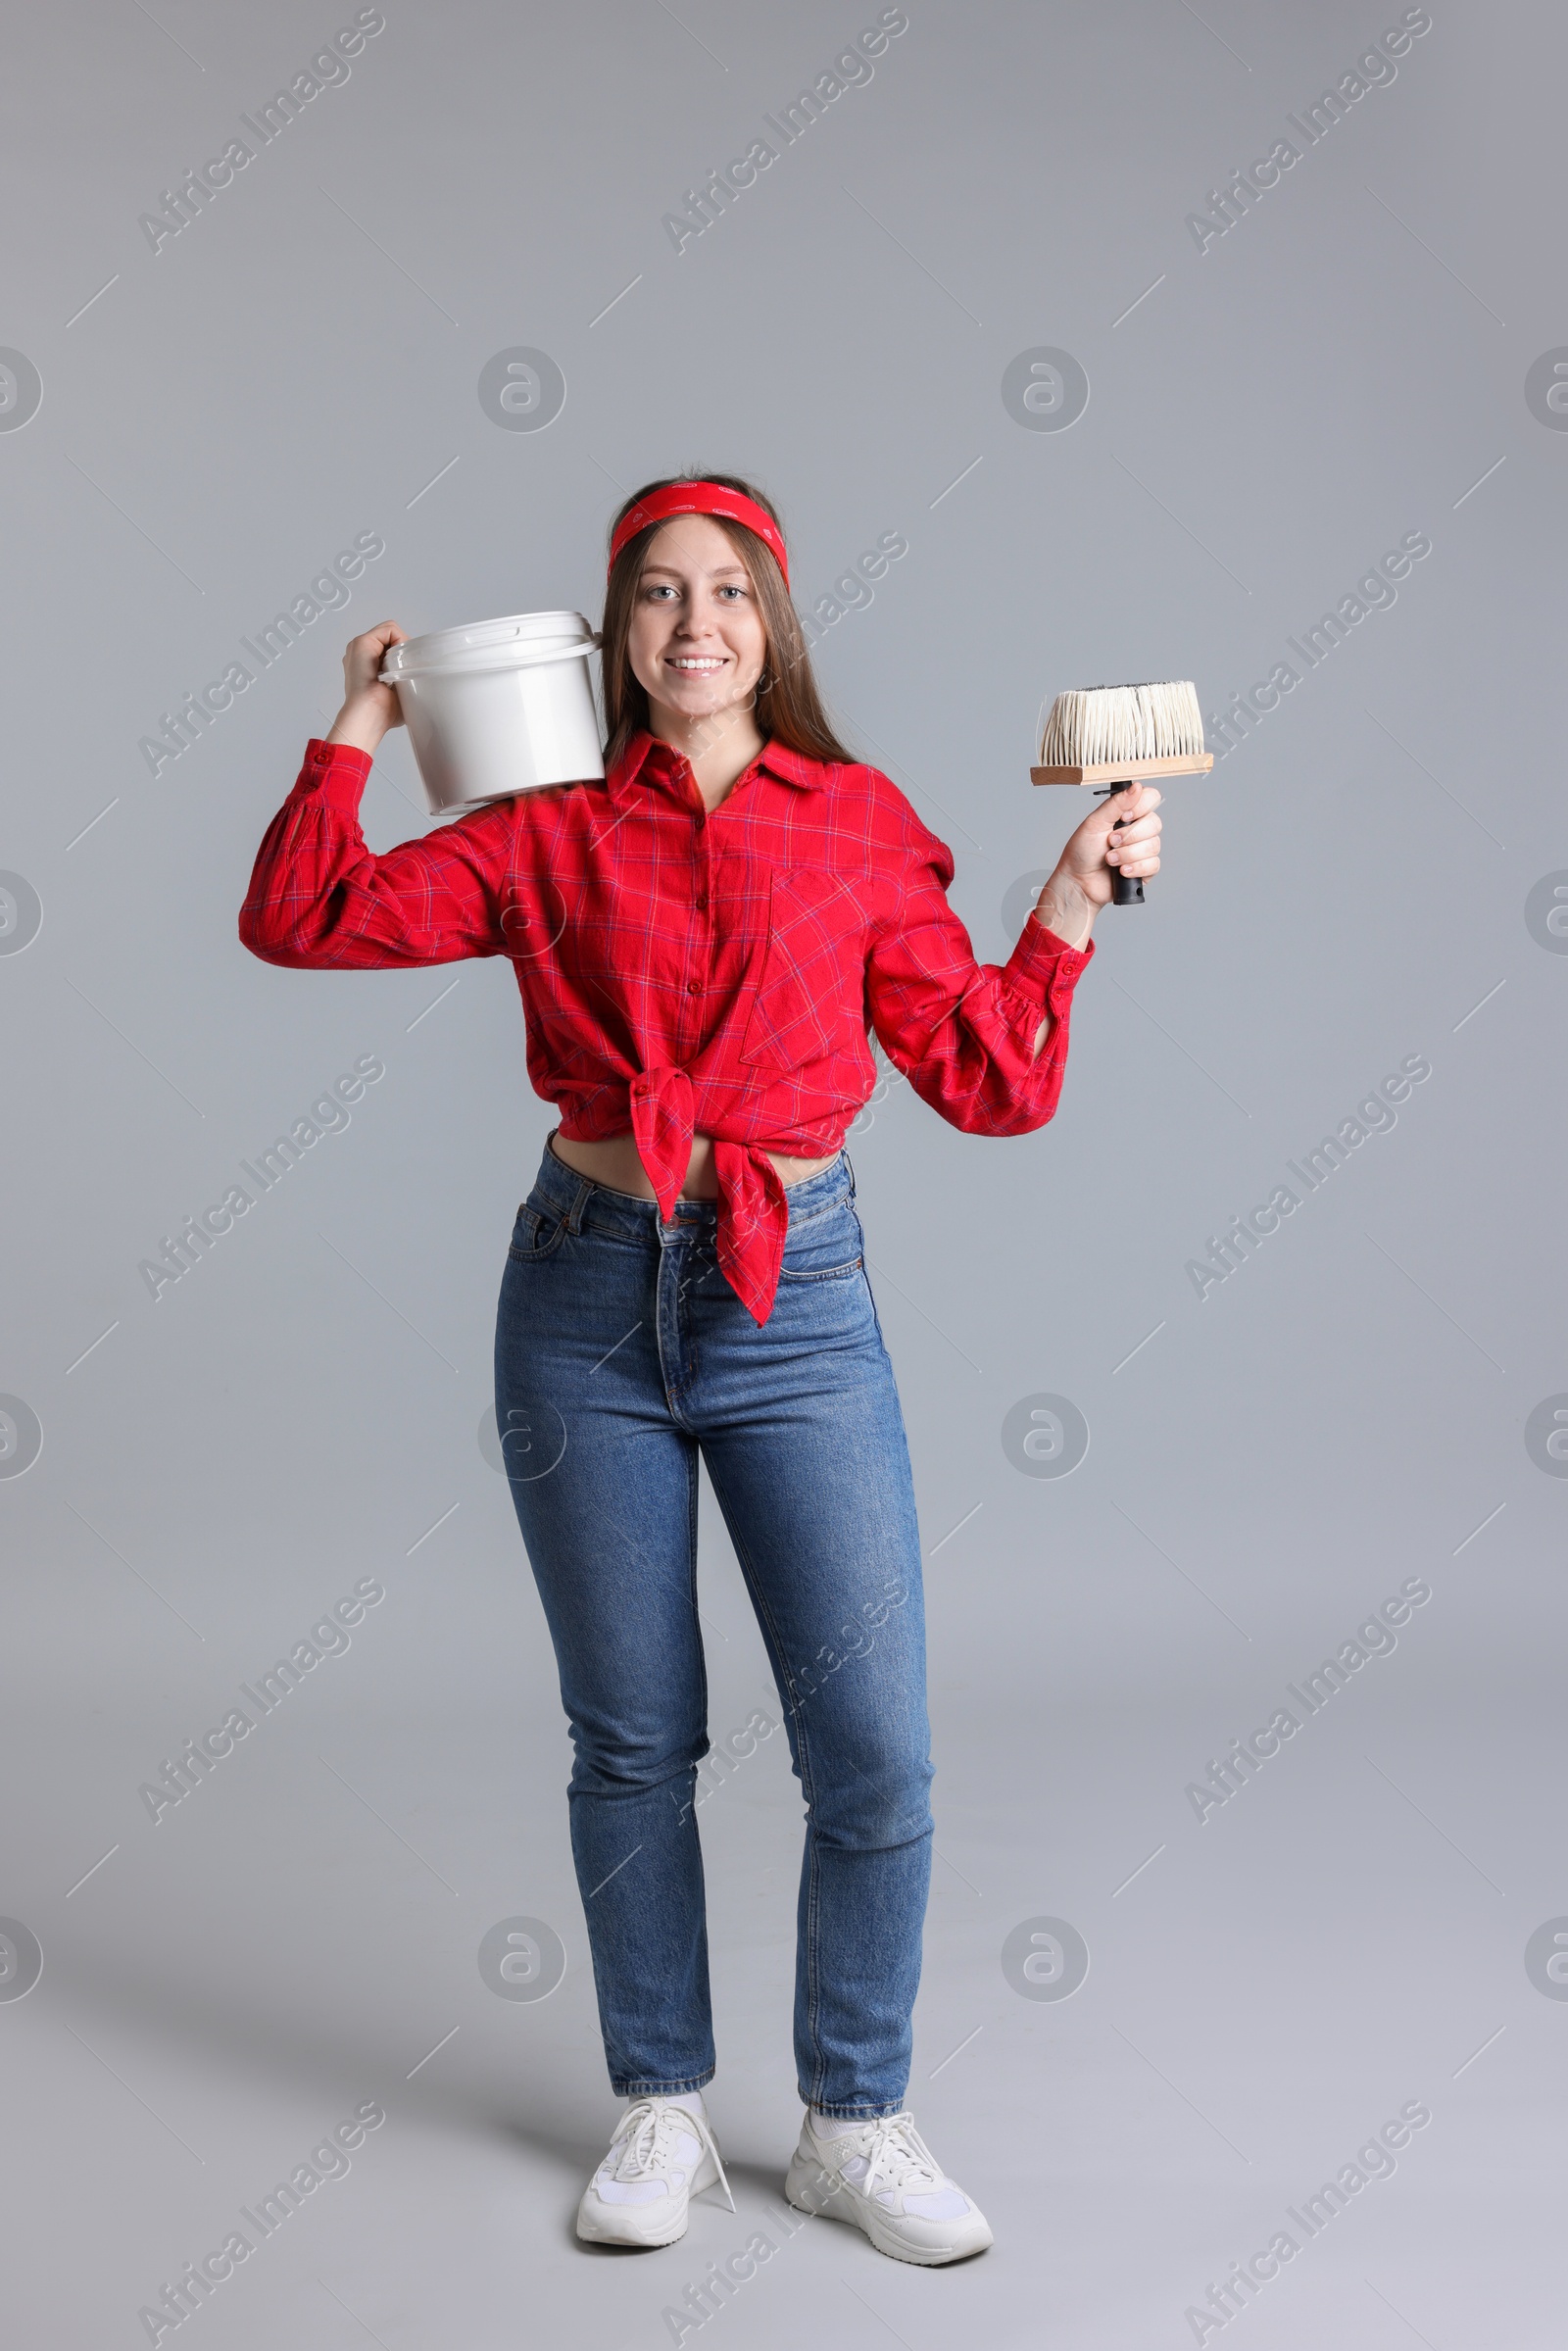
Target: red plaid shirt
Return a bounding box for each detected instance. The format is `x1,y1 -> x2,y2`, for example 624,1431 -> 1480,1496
239,730 -> 1094,1322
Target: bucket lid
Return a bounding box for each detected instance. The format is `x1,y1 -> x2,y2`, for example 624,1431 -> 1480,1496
381,610 -> 596,678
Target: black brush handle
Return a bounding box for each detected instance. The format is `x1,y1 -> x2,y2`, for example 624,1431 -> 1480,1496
1107,797 -> 1145,906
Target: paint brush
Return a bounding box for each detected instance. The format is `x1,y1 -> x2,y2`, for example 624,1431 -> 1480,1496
1032,679 -> 1212,905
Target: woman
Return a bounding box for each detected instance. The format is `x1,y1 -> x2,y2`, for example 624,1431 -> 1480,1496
239,472 -> 1161,2268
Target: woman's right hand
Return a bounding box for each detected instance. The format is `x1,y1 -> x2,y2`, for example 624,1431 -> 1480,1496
323,621 -> 409,755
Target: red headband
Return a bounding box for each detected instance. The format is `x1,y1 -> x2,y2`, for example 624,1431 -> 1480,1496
607,481 -> 790,588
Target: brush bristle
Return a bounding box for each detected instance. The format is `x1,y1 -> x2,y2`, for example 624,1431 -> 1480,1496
1039,680 -> 1204,765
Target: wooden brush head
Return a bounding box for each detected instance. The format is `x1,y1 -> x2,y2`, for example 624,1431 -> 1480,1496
1032,679 -> 1212,784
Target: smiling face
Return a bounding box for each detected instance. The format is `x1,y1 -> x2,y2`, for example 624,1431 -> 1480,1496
625,514 -> 769,734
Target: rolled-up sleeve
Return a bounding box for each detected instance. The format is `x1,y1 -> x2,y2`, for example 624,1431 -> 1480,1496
864,817 -> 1094,1135
237,739 -> 514,969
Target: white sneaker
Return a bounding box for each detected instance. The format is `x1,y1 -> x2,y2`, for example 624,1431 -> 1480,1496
575,2096 -> 735,2248
785,2108 -> 994,2265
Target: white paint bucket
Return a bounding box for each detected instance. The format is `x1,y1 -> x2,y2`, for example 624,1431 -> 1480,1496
379,610 -> 604,815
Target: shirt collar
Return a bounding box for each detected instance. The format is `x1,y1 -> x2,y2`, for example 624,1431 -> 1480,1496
605,730 -> 832,806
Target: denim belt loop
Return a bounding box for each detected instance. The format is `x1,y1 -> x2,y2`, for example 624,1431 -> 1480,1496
563,1175 -> 596,1235
843,1147 -> 858,1200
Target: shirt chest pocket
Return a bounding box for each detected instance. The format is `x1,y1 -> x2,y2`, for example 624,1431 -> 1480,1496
740,867 -> 868,1076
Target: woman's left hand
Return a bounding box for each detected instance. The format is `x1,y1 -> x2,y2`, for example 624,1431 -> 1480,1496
1063,779 -> 1163,904
1026,781 -> 1164,951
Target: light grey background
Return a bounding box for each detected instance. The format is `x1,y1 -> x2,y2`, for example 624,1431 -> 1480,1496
3,2 -> 1563,2344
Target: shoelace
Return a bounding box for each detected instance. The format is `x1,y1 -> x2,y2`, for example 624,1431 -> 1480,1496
844,2111 -> 946,2203
609,2098 -> 735,2212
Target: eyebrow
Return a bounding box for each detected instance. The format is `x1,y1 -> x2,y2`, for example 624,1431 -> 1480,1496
640,562 -> 750,581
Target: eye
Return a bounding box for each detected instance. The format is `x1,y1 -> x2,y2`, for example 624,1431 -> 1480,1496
716,584 -> 747,600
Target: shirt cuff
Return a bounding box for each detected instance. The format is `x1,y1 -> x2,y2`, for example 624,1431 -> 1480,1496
297,736 -> 372,811
1000,915 -> 1096,1012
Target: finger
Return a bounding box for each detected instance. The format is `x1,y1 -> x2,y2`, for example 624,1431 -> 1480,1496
1109,815 -> 1163,849
1112,783 -> 1163,822
1103,782 -> 1162,821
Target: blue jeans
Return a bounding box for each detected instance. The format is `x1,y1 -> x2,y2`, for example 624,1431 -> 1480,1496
493,1137 -> 933,2118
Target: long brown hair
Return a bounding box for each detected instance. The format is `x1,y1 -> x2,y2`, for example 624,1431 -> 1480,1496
599,471 -> 855,770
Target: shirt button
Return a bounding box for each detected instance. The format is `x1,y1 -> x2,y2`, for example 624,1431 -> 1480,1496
695,894 -> 708,910
687,980 -> 701,995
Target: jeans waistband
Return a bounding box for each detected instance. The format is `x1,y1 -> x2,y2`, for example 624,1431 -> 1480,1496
526,1133 -> 856,1241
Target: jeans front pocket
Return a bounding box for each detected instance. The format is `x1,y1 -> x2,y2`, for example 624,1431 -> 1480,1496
776,1196 -> 864,1285
508,1200 -> 569,1264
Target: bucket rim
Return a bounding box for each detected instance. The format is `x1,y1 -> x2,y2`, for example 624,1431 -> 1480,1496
381,609 -> 598,674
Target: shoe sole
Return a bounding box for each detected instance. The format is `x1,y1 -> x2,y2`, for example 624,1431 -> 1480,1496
576,2209 -> 690,2248
784,2155 -> 995,2267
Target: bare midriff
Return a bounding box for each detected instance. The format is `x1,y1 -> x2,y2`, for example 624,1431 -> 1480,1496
550,1130 -> 837,1201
